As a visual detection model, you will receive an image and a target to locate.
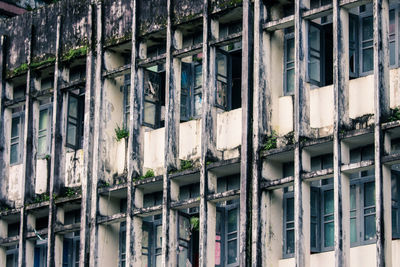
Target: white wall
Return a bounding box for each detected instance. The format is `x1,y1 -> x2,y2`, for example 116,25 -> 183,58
278,96 -> 294,135
216,108 -> 242,151
349,74 -> 374,119
8,165 -> 22,204
143,127 -> 165,175
179,119 -> 201,161
310,84 -> 334,129
65,150 -> 84,187
35,159 -> 48,194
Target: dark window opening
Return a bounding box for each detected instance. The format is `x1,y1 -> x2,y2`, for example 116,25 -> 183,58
216,42 -> 242,111
66,89 -> 85,149
143,65 -> 166,129
308,18 -> 333,87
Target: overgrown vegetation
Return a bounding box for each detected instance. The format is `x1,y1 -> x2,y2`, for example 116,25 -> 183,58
30,57 -> 56,69
139,169 -> 155,180
33,193 -> 50,203
61,46 -> 88,62
180,159 -> 193,171
389,107 -> 400,122
98,180 -> 111,188
190,216 -> 200,231
115,124 -> 129,141
263,131 -> 278,151
60,186 -> 81,198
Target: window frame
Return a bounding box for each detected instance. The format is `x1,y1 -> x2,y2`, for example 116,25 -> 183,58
34,239 -> 47,267
284,30 -> 295,95
123,75 -> 131,129
180,60 -> 203,122
282,189 -> 295,258
6,245 -> 18,267
141,217 -> 162,267
10,109 -> 24,165
308,21 -> 324,87
216,48 -> 232,110
65,91 -> 84,150
119,222 -> 126,267
63,233 -> 80,267
37,103 -> 53,158
142,67 -> 163,129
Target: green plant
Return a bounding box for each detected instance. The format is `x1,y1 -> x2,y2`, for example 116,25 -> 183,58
115,124 -> 129,141
389,107 -> 400,122
143,169 -> 155,178
263,131 -> 278,151
190,216 -> 200,231
180,160 -> 193,171
62,46 -> 88,62
98,180 -> 111,188
33,193 -> 50,203
60,186 -> 81,198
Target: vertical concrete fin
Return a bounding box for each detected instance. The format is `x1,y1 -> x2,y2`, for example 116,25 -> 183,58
333,1 -> 350,267
47,15 -> 62,267
0,35 -> 7,204
240,0 -> 254,266
80,2 -> 96,266
374,0 -> 391,266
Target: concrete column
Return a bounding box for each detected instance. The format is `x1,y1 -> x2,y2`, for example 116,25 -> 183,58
18,23 -> 34,267
204,171 -> 217,267
373,0 -> 391,266
126,0 -> 145,266
198,0 -> 218,265
0,35 -> 8,204
251,1 -> 267,266
47,15 -> 62,267
264,190 -> 282,267
162,0 -> 180,265
54,208 -> 65,267
239,0 -> 254,266
88,1 -> 104,266
294,0 -> 310,266
80,3 -> 96,267
332,1 -> 350,267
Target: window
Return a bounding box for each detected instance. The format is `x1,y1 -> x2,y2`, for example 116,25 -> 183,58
123,74 -> 131,128
216,200 -> 239,267
6,245 -> 18,267
38,100 -> 52,157
63,210 -> 80,267
216,42 -> 242,111
284,28 -> 295,95
69,65 -> 86,83
307,17 -> 333,87
119,222 -> 126,267
142,217 -> 162,267
34,240 -> 47,267
181,55 -> 203,121
41,77 -> 53,91
392,167 -> 400,238
66,90 -> 84,149
10,107 -> 24,165
143,65 -> 165,129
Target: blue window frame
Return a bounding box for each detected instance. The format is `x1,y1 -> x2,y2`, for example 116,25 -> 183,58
38,100 -> 52,157
119,222 -> 126,267
6,245 -> 18,267
284,28 -> 295,95
123,75 -> 131,129
66,90 -> 84,149
181,58 -> 203,121
34,240 -> 47,267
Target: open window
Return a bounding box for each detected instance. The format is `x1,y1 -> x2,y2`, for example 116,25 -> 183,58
180,54 -> 203,121
34,240 -> 47,267
216,42 -> 242,111
143,65 -> 165,129
66,89 -> 85,149
308,18 -> 333,87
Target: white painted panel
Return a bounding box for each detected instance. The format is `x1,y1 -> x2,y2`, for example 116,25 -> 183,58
216,108 -> 242,150
349,75 -> 374,119
310,84 -> 334,128
9,165 -> 23,203
65,149 -> 84,187
278,96 -> 293,135
35,159 -> 48,194
179,119 -> 201,161
143,127 -> 165,174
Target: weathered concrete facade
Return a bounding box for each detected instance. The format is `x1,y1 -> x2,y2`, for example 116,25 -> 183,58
1,0 -> 400,266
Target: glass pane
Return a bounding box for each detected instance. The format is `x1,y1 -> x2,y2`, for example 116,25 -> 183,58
364,182 -> 375,207
287,198 -> 294,222
390,10 -> 395,35
392,207 -> 398,234
363,48 -> 373,72
286,69 -> 295,94
390,41 -> 396,66
67,124 -> 77,147
227,239 -> 237,264
194,93 -> 202,117
286,229 -> 294,254
309,25 -> 320,51
195,65 -> 202,88
178,245 -> 189,267
68,96 -> 78,118
10,144 -> 19,164
364,214 -> 376,240
141,255 -> 148,267
156,255 -> 162,267
350,218 -> 357,243
309,56 -> 321,82
11,117 -> 20,138
179,216 -> 190,240
216,81 -> 228,108
287,38 -> 295,62
350,185 -> 357,210
144,71 -> 160,102
156,225 -> 162,248
217,53 -> 227,77
362,16 -> 373,41
311,222 -> 317,248
38,136 -> 47,156
227,208 -> 238,232
39,110 -> 49,131
144,102 -> 156,126
324,222 -> 334,247
324,190 -> 334,215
